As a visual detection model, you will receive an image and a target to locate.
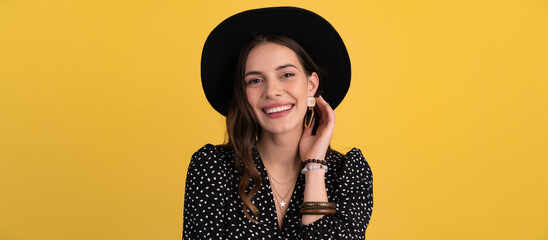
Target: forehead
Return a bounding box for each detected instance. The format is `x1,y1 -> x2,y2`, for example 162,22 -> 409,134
245,42 -> 302,71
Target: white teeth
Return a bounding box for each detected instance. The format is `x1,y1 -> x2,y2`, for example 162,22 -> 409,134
265,104 -> 292,114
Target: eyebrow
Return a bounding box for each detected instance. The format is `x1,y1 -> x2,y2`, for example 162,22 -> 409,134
244,64 -> 298,77
276,64 -> 298,71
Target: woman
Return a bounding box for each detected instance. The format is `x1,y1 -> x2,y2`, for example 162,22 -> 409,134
183,7 -> 373,239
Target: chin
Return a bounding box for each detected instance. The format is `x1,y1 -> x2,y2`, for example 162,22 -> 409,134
259,120 -> 302,135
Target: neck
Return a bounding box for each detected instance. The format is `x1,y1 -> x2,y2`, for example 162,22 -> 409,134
257,127 -> 302,178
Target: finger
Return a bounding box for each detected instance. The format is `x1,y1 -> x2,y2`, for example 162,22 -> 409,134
317,96 -> 335,127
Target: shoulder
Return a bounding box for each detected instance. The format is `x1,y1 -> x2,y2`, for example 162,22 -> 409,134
327,148 -> 372,181
186,144 -> 235,182
190,144 -> 234,163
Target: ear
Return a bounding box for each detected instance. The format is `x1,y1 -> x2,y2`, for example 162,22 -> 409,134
307,72 -> 319,96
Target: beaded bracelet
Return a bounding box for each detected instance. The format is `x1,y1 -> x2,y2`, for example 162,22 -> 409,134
300,164 -> 328,174
302,159 -> 327,165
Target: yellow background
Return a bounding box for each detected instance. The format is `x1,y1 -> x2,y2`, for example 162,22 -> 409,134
1,0 -> 547,239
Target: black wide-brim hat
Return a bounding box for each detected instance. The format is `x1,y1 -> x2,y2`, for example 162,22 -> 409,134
201,6 -> 351,116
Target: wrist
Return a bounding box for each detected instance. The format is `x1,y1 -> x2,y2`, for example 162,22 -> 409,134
304,168 -> 326,178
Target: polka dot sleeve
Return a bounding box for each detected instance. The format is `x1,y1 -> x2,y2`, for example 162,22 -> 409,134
299,148 -> 373,239
182,144 -> 228,239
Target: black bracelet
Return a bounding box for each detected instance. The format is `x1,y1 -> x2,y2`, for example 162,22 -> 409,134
302,159 -> 327,165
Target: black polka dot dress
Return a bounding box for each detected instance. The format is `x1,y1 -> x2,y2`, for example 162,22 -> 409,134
182,144 -> 373,239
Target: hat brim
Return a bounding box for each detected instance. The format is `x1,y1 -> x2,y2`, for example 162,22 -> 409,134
201,6 -> 351,116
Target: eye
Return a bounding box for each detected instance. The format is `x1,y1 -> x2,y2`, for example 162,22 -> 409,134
247,78 -> 262,85
281,73 -> 295,78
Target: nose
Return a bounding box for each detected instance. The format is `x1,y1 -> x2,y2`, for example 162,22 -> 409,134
264,78 -> 283,99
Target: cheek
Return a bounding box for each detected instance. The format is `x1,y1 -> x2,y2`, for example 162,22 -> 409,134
245,89 -> 259,108
291,82 -> 310,101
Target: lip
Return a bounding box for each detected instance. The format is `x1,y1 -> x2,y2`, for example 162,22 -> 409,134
261,102 -> 295,119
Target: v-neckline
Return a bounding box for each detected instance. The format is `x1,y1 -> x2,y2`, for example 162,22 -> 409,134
253,147 -> 304,232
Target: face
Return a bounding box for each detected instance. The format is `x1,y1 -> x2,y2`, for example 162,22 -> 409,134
244,42 -> 318,135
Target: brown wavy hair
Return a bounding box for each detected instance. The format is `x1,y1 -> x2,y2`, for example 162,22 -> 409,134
225,35 -> 326,223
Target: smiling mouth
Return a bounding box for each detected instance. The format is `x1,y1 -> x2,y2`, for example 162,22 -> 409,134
263,104 -> 294,114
